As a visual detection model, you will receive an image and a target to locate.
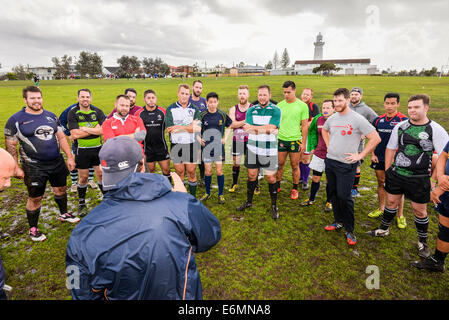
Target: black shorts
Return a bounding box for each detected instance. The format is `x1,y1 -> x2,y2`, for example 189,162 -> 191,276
436,191 -> 449,218
23,155 -> 69,198
384,168 -> 430,204
202,144 -> 225,163
244,149 -> 278,171
76,146 -> 101,169
170,143 -> 199,164
145,148 -> 170,163
370,161 -> 385,171
232,140 -> 248,157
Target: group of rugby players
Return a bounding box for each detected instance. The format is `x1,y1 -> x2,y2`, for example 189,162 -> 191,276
4,79 -> 449,272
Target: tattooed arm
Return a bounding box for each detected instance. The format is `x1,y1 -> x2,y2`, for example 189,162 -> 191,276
5,137 -> 24,179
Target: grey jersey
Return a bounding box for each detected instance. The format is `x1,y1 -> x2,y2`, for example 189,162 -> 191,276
349,101 -> 378,153
324,110 -> 376,164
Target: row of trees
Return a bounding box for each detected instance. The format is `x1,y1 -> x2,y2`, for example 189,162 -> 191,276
52,52 -> 103,79
116,56 -> 170,77
381,67 -> 440,77
265,48 -> 290,70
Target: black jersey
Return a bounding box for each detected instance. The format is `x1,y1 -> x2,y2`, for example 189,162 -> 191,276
5,108 -> 64,164
138,106 -> 168,154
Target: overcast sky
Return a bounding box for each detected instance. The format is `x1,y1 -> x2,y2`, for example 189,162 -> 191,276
1,0 -> 448,72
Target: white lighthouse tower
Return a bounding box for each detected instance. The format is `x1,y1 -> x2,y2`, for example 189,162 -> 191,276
313,32 -> 324,60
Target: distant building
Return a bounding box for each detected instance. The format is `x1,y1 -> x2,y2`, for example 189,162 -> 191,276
28,67 -> 58,80
176,65 -> 194,76
238,65 -> 265,74
293,58 -> 379,75
103,66 -> 119,77
198,66 -> 226,74
271,33 -> 379,76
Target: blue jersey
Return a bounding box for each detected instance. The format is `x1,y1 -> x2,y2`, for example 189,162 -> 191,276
189,96 -> 207,112
444,141 -> 449,175
4,108 -> 64,163
372,112 -> 408,161
200,109 -> 232,147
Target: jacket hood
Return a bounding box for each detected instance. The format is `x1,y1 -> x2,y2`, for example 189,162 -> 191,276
104,173 -> 172,201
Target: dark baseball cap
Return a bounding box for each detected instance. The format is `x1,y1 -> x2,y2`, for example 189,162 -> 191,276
350,87 -> 363,95
99,136 -> 143,191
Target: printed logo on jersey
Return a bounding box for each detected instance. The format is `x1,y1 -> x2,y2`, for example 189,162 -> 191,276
34,125 -> 54,140
334,124 -> 354,136
46,116 -> 56,123
188,109 -> 194,117
418,132 -> 429,140
91,114 -> 97,121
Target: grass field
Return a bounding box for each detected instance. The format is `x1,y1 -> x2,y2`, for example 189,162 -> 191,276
0,75 -> 449,300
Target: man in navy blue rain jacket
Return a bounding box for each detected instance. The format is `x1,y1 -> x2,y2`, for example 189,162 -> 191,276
65,136 -> 221,300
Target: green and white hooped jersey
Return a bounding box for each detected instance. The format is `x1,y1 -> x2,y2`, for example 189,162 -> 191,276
245,102 -> 282,156
165,102 -> 201,144
387,119 -> 449,177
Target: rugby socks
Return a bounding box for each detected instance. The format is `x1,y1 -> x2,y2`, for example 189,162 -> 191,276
70,169 -> 78,185
353,172 -> 361,190
380,207 -> 398,230
309,181 -> 320,202
300,163 -> 311,183
54,194 -> 68,214
276,180 -> 281,191
217,174 -> 224,196
88,167 -> 95,182
188,181 -> 198,197
247,180 -> 258,204
77,184 -> 88,204
232,166 -> 240,186
204,175 -> 212,195
415,216 -> 429,244
268,182 -> 278,207
26,207 -> 41,229
433,249 -> 448,264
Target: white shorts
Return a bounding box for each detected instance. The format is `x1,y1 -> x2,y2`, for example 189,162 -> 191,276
309,155 -> 325,173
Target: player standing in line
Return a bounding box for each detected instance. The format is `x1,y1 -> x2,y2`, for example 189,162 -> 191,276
137,89 -> 171,180
367,94 -> 449,258
4,86 -> 79,242
367,93 -> 408,229
198,92 -> 233,204
275,81 -> 309,200
107,88 -> 142,118
236,85 -> 282,219
59,100 -> 99,192
101,94 -> 146,142
166,84 -> 202,197
300,99 -> 335,211
67,89 -> 106,215
189,80 -> 208,185
228,85 -> 253,193
322,88 -> 380,246
299,88 -> 321,190
348,87 -> 378,198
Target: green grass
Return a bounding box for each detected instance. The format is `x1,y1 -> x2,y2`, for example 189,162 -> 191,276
1,75 -> 449,300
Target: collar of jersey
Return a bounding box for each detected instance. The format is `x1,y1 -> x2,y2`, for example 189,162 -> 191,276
113,113 -> 129,124
176,101 -> 192,108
